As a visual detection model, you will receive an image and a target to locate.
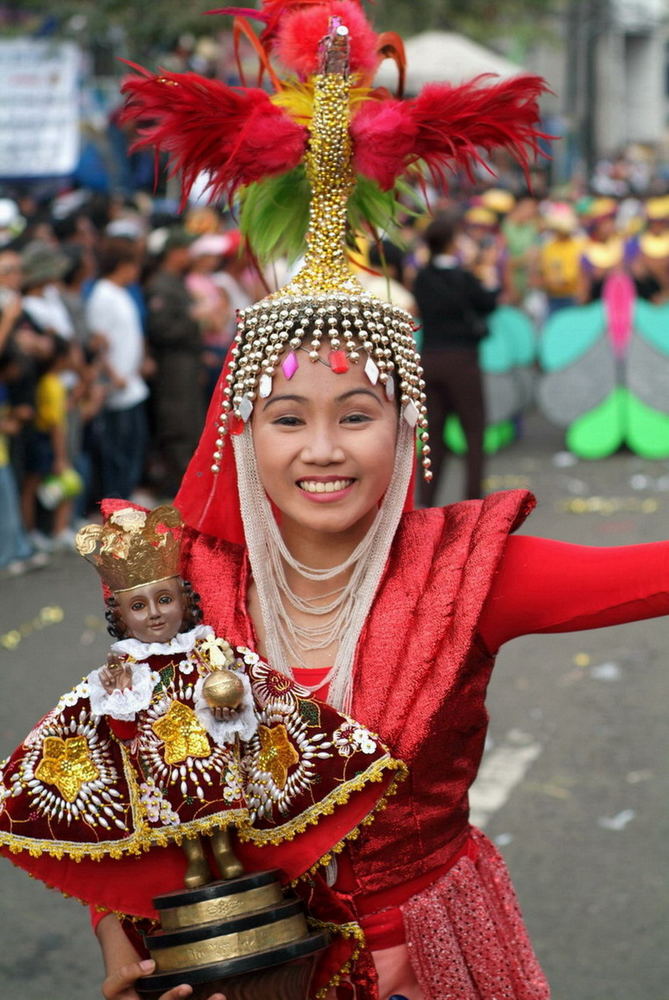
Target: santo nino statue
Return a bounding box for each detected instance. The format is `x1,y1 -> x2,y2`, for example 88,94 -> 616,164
0,504 -> 405,997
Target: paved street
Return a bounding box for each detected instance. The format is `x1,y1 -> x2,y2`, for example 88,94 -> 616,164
0,409 -> 667,1000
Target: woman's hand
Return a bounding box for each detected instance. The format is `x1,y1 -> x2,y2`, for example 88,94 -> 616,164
102,957 -> 226,1000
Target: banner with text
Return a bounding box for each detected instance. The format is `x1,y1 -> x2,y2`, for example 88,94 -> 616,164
0,39 -> 80,178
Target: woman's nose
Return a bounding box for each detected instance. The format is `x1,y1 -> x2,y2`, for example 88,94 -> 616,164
301,427 -> 345,464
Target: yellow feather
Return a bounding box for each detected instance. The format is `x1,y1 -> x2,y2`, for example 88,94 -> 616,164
272,79 -> 373,126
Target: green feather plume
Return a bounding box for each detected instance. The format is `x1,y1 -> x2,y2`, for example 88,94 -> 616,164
239,166 -> 311,265
239,167 -> 417,265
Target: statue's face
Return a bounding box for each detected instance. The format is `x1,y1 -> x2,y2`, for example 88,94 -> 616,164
115,577 -> 185,644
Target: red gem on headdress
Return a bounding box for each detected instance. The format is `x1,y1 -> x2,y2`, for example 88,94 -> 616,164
329,350 -> 349,373
228,414 -> 245,436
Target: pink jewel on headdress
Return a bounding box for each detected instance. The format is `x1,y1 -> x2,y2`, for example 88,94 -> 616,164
281,351 -> 299,380
403,399 -> 419,427
329,349 -> 349,374
385,375 -> 395,401
364,357 -> 379,385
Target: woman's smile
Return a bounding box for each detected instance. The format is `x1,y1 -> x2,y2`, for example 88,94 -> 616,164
296,475 -> 356,499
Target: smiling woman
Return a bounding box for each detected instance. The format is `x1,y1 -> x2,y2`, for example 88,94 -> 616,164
6,4 -> 669,1000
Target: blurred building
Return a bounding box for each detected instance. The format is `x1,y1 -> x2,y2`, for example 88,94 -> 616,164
525,0 -> 669,177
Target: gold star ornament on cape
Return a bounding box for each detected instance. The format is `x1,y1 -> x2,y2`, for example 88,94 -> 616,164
35,735 -> 100,803
152,701 -> 212,765
257,724 -> 299,789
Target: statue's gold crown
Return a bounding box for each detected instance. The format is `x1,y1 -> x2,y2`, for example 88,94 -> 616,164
75,506 -> 182,593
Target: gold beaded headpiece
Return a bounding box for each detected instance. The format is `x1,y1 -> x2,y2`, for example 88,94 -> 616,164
75,506 -> 182,594
121,3 -> 547,489
214,21 -> 431,479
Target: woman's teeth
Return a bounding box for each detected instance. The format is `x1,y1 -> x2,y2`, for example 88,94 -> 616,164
299,479 -> 353,494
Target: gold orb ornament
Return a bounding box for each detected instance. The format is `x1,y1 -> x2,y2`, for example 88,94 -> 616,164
202,670 -> 245,710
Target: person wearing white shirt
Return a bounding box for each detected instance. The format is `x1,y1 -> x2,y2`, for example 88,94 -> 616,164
85,241 -> 149,499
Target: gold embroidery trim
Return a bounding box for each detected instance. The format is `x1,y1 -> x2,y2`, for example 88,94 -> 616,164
242,754 -> 408,850
308,919 -> 367,999
0,755 -> 406,863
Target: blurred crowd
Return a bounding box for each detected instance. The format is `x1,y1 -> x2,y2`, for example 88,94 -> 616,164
1,176 -> 669,574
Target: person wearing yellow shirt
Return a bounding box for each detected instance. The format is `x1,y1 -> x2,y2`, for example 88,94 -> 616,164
538,203 -> 585,314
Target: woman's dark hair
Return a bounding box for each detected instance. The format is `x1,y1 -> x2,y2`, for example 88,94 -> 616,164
424,213 -> 458,257
105,578 -> 203,639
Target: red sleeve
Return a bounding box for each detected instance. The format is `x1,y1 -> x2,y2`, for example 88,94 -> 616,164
480,534 -> 669,651
89,902 -> 109,930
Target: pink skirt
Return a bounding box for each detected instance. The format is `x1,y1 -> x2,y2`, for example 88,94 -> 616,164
327,828 -> 550,999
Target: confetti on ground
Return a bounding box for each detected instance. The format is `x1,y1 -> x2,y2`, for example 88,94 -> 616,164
598,809 -> 636,831
558,496 -> 659,515
573,653 -> 591,667
484,474 -> 532,490
590,661 -> 622,681
552,451 -> 578,467
0,606 -> 64,650
626,769 -> 653,784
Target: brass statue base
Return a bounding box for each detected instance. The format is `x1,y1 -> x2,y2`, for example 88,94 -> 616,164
137,869 -> 328,1000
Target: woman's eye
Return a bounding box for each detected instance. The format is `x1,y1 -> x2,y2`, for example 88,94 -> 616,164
342,413 -> 371,424
131,603 -> 144,612
159,595 -> 173,605
272,415 -> 303,427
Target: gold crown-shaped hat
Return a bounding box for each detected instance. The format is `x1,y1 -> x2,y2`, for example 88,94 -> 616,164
75,506 -> 183,593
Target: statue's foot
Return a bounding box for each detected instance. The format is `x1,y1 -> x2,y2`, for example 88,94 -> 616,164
184,857 -> 211,889
210,829 -> 244,880
217,855 -> 244,880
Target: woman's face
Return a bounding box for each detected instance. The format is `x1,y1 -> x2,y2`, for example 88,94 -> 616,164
251,344 -> 399,542
115,577 -> 185,644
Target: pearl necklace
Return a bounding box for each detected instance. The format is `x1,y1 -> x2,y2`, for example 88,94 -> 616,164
233,421 -> 414,713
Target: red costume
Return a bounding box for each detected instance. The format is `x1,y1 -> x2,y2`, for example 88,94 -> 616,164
170,486 -> 669,999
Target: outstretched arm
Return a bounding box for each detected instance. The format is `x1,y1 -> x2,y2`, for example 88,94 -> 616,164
480,534 -> 669,651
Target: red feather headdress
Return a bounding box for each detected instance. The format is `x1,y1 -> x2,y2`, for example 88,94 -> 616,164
120,1 -> 549,261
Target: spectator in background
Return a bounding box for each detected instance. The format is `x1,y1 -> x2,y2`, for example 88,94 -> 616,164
145,228 -> 204,497
0,372 -> 48,574
20,335 -> 77,551
461,205 -> 508,294
85,239 -> 149,499
501,193 -> 540,306
413,213 -> 499,505
627,196 -> 669,302
577,197 -> 623,302
537,203 -> 585,314
356,239 -> 416,313
185,233 -> 233,400
20,242 -> 75,341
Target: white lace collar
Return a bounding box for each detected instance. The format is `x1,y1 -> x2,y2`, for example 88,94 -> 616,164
111,624 -> 213,658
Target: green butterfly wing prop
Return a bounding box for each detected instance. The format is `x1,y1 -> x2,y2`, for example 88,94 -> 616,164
538,292 -> 669,459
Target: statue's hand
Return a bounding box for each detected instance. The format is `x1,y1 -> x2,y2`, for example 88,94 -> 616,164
210,705 -> 240,722
100,654 -> 134,694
